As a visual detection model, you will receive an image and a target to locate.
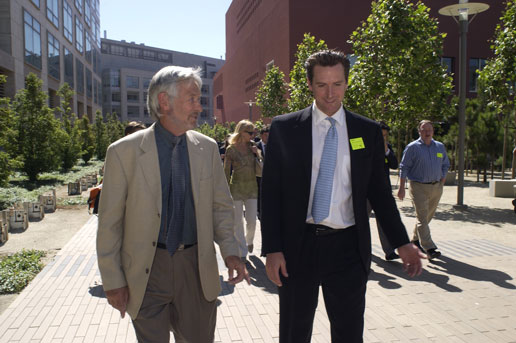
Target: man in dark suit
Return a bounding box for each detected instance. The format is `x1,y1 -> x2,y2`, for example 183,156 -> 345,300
256,125 -> 269,219
260,50 -> 424,343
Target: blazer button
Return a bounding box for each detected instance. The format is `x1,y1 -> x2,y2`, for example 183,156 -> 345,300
157,213 -> 160,218
152,242 -> 156,247
145,268 -> 149,274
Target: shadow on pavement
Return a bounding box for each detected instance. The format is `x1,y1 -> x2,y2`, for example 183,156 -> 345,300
399,204 -> 516,227
370,254 -> 516,291
89,283 -> 106,298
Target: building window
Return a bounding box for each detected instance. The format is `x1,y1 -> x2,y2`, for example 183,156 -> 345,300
127,47 -> 140,58
158,53 -> 171,62
24,11 -> 42,69
85,33 -> 92,63
111,44 -> 124,56
441,57 -> 454,74
64,47 -> 74,88
127,106 -> 140,117
126,76 -> 139,89
94,78 -> 98,104
143,92 -> 148,103
46,0 -> 59,27
86,68 -> 92,98
111,105 -> 121,117
76,58 -> 84,93
75,16 -> 83,53
31,0 -> 40,7
200,97 -> 208,105
143,77 -> 151,89
127,92 -> 139,102
109,71 -> 120,87
144,108 -> 149,117
84,0 -> 91,27
63,1 -> 73,42
94,17 -> 100,47
74,0 -> 83,14
94,49 -> 101,75
469,58 -> 486,93
111,92 -> 120,102
143,50 -> 155,60
201,85 -> 209,94
47,31 -> 60,80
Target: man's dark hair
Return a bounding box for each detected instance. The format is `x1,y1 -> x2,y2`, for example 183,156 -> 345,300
379,121 -> 390,131
125,121 -> 146,136
260,124 -> 270,134
305,50 -> 350,84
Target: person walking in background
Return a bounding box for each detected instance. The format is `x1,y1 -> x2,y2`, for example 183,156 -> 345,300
256,125 -> 270,219
97,66 -> 249,343
398,120 -> 450,260
367,121 -> 400,261
261,50 -> 424,343
124,121 -> 146,136
224,120 -> 263,257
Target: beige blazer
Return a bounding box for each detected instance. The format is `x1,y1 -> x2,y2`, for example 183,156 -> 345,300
97,123 -> 237,319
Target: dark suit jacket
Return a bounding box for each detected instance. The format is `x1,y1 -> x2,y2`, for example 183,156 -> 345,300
384,143 -> 398,187
260,106 -> 409,275
256,140 -> 266,157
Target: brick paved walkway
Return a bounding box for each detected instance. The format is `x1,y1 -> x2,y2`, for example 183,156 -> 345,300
1,182 -> 516,342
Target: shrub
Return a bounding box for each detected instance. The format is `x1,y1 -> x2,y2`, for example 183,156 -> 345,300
0,250 -> 46,294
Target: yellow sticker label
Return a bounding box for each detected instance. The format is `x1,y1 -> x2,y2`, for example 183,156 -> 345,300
350,137 -> 365,150
385,158 -> 388,163
437,152 -> 443,158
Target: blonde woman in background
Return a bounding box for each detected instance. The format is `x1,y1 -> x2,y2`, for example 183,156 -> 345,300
224,120 -> 263,259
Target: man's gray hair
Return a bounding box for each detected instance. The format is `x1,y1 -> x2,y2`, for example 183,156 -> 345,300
147,66 -> 202,121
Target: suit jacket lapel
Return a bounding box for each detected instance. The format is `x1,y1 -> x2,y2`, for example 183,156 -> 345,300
298,107 -> 313,180
138,123 -> 162,212
186,131 -> 202,209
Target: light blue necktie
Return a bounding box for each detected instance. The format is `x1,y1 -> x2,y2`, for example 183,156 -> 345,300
312,117 -> 338,224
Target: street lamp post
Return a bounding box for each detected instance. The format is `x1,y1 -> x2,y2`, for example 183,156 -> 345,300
244,100 -> 256,121
439,0 -> 489,207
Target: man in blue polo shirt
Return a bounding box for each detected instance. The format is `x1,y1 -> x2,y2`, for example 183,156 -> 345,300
398,120 -> 450,260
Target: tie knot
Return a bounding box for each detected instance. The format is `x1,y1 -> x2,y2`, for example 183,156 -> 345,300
326,117 -> 336,128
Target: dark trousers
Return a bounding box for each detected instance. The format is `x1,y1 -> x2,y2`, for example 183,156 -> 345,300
279,226 -> 367,343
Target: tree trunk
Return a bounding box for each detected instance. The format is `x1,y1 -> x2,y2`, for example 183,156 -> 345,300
502,125 -> 508,180
512,107 -> 516,179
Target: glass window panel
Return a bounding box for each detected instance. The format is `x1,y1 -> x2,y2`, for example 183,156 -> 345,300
86,68 -> 92,98
75,16 -> 83,53
47,31 -> 60,79
76,58 -> 84,93
63,1 -> 73,42
126,76 -> 139,89
23,11 -> 42,69
64,47 -> 74,88
46,0 -> 59,27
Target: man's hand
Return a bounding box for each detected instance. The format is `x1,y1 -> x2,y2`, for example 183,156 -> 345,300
265,252 -> 288,287
397,187 -> 405,201
105,286 -> 129,318
225,256 -> 251,285
397,243 -> 426,277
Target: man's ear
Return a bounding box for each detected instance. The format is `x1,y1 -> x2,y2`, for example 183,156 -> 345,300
307,78 -> 313,92
157,92 -> 171,113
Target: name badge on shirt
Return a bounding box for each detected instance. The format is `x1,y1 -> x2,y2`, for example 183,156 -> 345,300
350,137 -> 365,150
437,152 -> 443,158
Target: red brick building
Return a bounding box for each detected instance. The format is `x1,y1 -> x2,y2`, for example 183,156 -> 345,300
213,0 -> 504,124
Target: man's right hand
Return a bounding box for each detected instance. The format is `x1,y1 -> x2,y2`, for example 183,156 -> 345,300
105,286 -> 129,318
266,252 -> 288,287
397,187 -> 405,201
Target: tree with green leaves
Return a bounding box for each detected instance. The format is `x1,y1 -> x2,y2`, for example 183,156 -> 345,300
11,73 -> 62,181
478,0 -> 516,177
56,83 -> 81,171
94,111 -> 109,160
255,65 -> 288,118
77,116 -> 95,164
0,75 -> 16,186
287,33 -> 328,112
196,122 -> 232,143
345,0 -> 453,134
106,112 -> 125,145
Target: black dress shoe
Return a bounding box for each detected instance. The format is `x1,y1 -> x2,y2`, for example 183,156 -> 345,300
426,248 -> 441,260
385,252 -> 400,261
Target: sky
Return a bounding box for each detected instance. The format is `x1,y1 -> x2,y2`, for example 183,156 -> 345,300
100,0 -> 233,60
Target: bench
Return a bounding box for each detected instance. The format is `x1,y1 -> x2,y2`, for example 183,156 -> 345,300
489,179 -> 516,198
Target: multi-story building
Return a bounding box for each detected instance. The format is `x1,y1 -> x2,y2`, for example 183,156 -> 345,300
100,38 -> 224,126
0,0 -> 102,121
213,0 -> 505,124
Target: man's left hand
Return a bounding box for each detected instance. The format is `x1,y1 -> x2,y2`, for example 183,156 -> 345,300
225,255 -> 251,285
397,243 -> 426,277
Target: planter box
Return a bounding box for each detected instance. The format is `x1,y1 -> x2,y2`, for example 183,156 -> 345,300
68,182 -> 81,195
38,189 -> 57,213
489,179 -> 516,198
23,202 -> 45,221
445,171 -> 456,185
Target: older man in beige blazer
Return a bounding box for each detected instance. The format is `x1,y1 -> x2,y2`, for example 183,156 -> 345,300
97,66 -> 249,342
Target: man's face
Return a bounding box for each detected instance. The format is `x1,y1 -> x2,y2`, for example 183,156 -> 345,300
308,64 -> 348,116
261,131 -> 269,144
419,123 -> 434,145
159,80 -> 202,134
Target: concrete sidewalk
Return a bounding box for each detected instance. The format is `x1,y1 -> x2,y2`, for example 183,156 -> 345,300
1,180 -> 516,342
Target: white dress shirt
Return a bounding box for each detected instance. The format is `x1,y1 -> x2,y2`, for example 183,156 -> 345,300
306,102 -> 355,229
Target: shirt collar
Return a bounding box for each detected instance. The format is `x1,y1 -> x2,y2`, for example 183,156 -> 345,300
312,102 -> 345,127
155,120 -> 185,148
